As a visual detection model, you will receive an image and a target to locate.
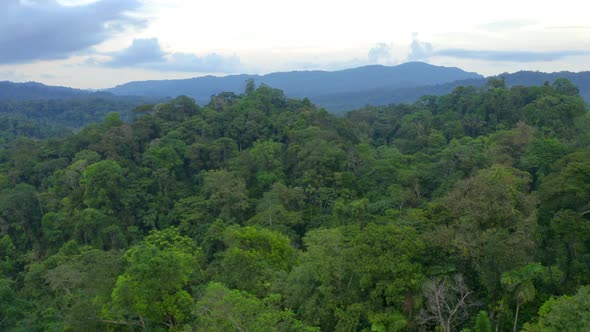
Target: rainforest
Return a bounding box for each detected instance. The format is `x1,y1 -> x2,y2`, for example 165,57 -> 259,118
1,78 -> 590,331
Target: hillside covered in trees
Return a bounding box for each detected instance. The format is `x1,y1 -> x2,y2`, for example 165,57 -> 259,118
1,78 -> 590,331
104,63 -> 590,112
0,81 -> 163,130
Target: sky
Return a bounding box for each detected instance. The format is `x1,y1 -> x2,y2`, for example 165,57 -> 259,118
0,0 -> 589,89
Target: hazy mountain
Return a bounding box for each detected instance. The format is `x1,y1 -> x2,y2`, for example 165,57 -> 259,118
2,65 -> 589,116
0,81 -> 109,100
105,62 -> 483,104
315,70 -> 590,112
105,63 -> 590,112
311,78 -> 486,111
0,82 -> 162,128
497,70 -> 590,102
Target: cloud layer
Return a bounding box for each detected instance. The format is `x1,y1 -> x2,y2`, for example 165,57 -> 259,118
102,38 -> 241,73
0,0 -> 144,64
368,43 -> 394,64
407,34 -> 433,61
406,35 -> 589,63
435,49 -> 590,62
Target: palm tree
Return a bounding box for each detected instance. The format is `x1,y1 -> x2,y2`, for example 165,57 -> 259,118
501,263 -> 543,332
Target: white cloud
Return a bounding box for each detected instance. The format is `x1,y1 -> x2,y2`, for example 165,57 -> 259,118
99,38 -> 241,73
407,34 -> 434,61
3,0 -> 590,88
368,43 -> 397,64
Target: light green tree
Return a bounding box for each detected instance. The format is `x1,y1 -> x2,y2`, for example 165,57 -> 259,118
194,282 -> 318,331
474,310 -> 491,332
523,285 -> 590,331
217,226 -> 297,297
81,160 -> 125,214
105,228 -> 202,329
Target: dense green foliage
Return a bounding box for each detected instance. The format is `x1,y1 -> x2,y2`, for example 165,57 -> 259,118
1,79 -> 589,331
0,114 -> 70,143
0,96 -> 162,129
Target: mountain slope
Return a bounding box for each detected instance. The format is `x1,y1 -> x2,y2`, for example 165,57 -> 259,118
3,66 -> 588,117
0,81 -> 110,100
105,62 -> 483,104
315,70 -> 590,112
498,70 -> 590,102
0,82 -> 163,128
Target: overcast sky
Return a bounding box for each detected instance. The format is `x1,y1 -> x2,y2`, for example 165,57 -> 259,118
1,0 -> 589,89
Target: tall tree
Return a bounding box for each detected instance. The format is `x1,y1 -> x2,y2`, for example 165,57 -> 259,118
105,228 -> 203,329
501,263 -> 543,332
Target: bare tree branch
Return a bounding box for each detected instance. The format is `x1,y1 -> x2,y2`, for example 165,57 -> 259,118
417,274 -> 478,332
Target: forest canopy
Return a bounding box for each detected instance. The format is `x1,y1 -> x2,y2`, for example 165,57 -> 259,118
1,79 -> 589,331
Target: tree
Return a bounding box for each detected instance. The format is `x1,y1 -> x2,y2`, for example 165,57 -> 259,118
41,212 -> 72,253
287,127 -> 346,188
522,138 -> 567,181
217,226 -> 297,297
73,208 -> 113,249
246,186 -> 303,238
523,90 -> 585,138
523,285 -> 590,331
171,195 -> 208,239
500,263 -> 543,332
0,236 -> 17,278
437,165 -> 538,299
143,137 -> 186,202
538,152 -> 590,287
194,282 -> 318,331
417,274 -> 477,332
208,137 -> 238,169
0,278 -> 27,330
550,209 -> 590,287
242,139 -> 285,193
351,223 -> 425,312
244,78 -> 256,95
442,165 -> 534,230
539,151 -> 590,216
552,78 -> 579,96
474,310 -> 492,332
42,245 -> 124,331
202,170 -> 250,222
81,160 -> 125,214
285,227 -> 358,331
0,183 -> 42,250
287,224 -> 424,331
105,228 -> 203,329
154,95 -> 199,122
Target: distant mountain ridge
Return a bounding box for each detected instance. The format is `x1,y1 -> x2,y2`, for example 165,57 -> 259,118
2,63 -> 589,114
104,63 -> 590,111
0,81 -> 162,128
0,81 -> 111,100
317,70 -> 590,112
105,62 -> 483,105
495,70 -> 590,102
